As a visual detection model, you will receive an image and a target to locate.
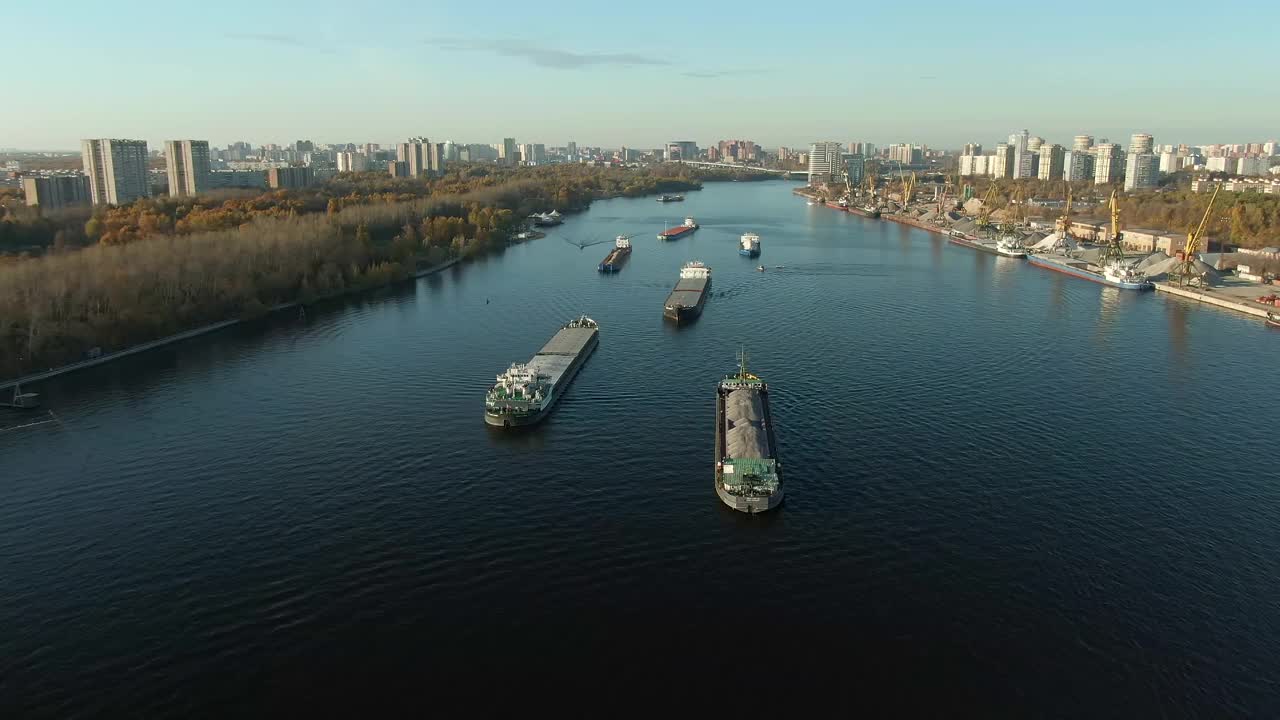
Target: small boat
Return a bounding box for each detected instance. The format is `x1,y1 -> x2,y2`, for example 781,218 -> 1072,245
756,265 -> 766,272
1267,312 -> 1280,329
657,194 -> 685,203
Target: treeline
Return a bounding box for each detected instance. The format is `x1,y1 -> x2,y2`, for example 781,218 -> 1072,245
1,163 -> 716,257
0,165 -> 713,378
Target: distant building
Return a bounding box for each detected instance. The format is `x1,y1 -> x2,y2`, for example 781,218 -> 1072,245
337,151 -> 368,173
499,138 -> 517,165
164,140 -> 211,197
807,141 -> 842,184
266,167 -> 314,189
1064,150 -> 1095,182
397,138 -> 436,177
958,154 -> 990,177
1124,153 -> 1158,191
1093,143 -> 1123,185
1073,135 -> 1094,152
22,175 -> 91,210
1237,156 -> 1268,176
1129,133 -> 1154,155
962,142 -> 983,156
991,143 -> 1015,179
1037,144 -> 1065,181
1027,136 -> 1045,153
666,140 -> 698,162
863,143 -> 876,158
206,170 -> 267,190
81,138 -> 150,205
1008,130 -> 1032,179
843,154 -> 865,186
387,161 -> 410,178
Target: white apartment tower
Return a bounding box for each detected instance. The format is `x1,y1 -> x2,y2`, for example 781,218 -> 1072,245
1093,143 -> 1123,185
1037,144 -> 1065,181
1124,152 -> 1159,191
164,140 -> 211,197
807,141 -> 843,185
81,138 -> 150,205
1129,133 -> 1154,155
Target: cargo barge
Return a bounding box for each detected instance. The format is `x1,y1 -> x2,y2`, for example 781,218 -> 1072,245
658,217 -> 699,240
1027,253 -> 1153,290
739,232 -> 760,257
484,316 -> 599,428
597,235 -> 631,273
848,204 -> 881,219
657,194 -> 684,203
715,351 -> 783,514
664,261 -> 711,323
948,231 -> 1003,256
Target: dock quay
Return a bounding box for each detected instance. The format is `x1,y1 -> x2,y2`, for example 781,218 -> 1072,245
1152,279 -> 1276,319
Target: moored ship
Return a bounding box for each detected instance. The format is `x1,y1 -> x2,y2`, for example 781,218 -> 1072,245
1027,253 -> 1154,290
484,316 -> 599,428
658,217 -> 699,240
715,351 -> 783,514
995,234 -> 1028,258
849,203 -> 881,219
739,232 -> 761,257
598,235 -> 632,273
663,261 -> 711,323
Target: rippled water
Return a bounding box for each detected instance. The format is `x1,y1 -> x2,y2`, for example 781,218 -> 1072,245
3,181 -> 1280,715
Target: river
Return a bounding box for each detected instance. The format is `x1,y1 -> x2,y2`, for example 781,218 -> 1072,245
3,180 -> 1279,715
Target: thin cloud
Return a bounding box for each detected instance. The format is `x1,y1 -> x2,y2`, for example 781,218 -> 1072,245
429,38 -> 668,69
227,32 -> 338,55
680,69 -> 766,79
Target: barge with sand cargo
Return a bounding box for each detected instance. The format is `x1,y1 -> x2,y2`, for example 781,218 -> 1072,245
484,316 -> 599,428
663,261 -> 712,323
715,351 -> 783,513
598,235 -> 631,273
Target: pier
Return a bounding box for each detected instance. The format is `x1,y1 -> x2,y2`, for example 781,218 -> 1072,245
1152,280 -> 1276,319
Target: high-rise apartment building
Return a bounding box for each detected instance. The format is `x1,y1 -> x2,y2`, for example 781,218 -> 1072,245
1093,143 -> 1123,185
1073,135 -> 1094,152
267,167 -> 314,189
958,154 -> 990,176
22,175 -> 92,210
1064,150 -> 1095,182
843,154 -> 865,186
962,143 -> 983,156
397,138 -> 434,177
863,143 -> 876,158
81,138 -> 150,205
1123,153 -> 1158,191
499,138 -> 517,165
1237,156 -> 1268,176
337,151 -> 368,173
991,143 -> 1015,179
1028,136 -> 1045,153
1037,144 -> 1065,181
1129,133 -> 1154,155
1008,130 -> 1031,179
807,142 -> 842,184
164,140 -> 211,197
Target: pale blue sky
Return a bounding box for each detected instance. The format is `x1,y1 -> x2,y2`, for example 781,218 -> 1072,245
5,0 -> 1277,151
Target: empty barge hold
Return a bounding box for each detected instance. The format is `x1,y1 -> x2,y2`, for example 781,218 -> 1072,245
484,316 -> 599,428
664,261 -> 711,323
715,352 -> 783,513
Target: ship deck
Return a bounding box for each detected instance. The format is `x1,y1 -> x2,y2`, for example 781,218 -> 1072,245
666,278 -> 708,307
537,327 -> 596,356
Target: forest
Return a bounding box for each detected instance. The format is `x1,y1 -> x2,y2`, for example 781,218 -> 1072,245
0,164 -> 739,378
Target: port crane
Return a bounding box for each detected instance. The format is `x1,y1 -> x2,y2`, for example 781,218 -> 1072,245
1174,185 -> 1221,287
1098,190 -> 1125,267
901,171 -> 917,206
976,182 -> 999,230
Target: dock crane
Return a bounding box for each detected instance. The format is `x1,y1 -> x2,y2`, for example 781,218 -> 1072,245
1055,187 -> 1074,239
1175,185 -> 1221,287
976,182 -> 999,230
901,171 -> 917,206
1098,190 -> 1125,267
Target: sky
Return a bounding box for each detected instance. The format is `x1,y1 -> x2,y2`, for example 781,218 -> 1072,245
5,0 -> 1278,152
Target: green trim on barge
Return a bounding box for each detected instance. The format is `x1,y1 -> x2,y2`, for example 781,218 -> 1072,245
714,351 -> 784,513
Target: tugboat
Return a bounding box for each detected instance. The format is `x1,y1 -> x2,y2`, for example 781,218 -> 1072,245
1267,312 -> 1280,329
597,235 -> 632,273
715,350 -> 783,514
739,232 -> 761,257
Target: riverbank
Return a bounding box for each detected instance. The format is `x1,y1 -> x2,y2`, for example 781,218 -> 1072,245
0,256 -> 462,392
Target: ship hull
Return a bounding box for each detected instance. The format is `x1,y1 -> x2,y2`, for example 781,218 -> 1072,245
598,248 -> 630,273
948,235 -> 1004,256
658,226 -> 698,240
714,381 -> 783,514
485,329 -> 598,428
848,206 -> 880,219
1028,255 -> 1153,290
738,248 -> 760,257
663,276 -> 710,323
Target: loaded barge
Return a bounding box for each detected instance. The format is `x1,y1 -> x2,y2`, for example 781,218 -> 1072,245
1027,253 -> 1153,290
715,352 -> 783,513
598,235 -> 631,273
484,316 -> 599,428
658,217 -> 699,240
664,261 -> 711,323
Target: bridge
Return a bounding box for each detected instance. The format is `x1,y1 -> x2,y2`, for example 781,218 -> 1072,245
672,161 -> 808,179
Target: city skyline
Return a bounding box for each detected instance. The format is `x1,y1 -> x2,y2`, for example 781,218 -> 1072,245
6,0 -> 1276,150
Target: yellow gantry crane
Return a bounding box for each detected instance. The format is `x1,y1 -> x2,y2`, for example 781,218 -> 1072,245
1176,185 -> 1221,287
1098,190 -> 1125,266
901,171 -> 917,206
976,182 -> 999,228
